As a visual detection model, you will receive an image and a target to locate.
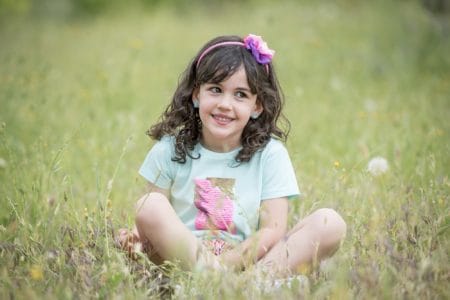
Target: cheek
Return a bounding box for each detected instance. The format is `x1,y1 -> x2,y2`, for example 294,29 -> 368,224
198,104 -> 211,121
238,104 -> 255,117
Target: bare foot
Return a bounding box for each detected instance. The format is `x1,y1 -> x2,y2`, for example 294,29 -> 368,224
115,228 -> 143,259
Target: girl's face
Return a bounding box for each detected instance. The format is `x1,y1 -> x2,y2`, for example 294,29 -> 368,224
194,66 -> 263,152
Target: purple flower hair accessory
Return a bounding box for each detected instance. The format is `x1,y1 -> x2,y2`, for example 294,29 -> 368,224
243,34 -> 275,65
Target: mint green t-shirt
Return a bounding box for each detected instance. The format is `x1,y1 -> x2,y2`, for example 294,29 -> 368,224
139,136 -> 299,242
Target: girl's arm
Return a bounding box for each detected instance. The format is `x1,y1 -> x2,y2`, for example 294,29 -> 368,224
219,197 -> 289,269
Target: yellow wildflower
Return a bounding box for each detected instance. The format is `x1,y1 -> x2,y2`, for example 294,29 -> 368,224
129,38 -> 143,50
30,265 -> 44,281
297,263 -> 311,275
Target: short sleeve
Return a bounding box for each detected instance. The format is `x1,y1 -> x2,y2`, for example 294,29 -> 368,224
261,140 -> 300,200
138,137 -> 176,189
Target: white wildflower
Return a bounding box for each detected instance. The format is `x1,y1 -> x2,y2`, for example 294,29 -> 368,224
367,157 -> 389,176
364,98 -> 378,112
46,250 -> 58,260
133,242 -> 143,254
107,179 -> 113,191
295,86 -> 304,97
330,76 -> 343,91
0,158 -> 7,168
173,284 -> 183,297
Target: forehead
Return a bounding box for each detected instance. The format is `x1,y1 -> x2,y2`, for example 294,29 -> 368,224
217,67 -> 250,87
206,65 -> 249,85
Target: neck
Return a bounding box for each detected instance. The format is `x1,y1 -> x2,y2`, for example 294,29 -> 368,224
199,138 -> 240,153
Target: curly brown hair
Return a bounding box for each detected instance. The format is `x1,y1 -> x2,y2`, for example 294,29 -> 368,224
147,35 -> 290,163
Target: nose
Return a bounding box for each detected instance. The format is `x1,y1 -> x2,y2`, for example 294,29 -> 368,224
217,94 -> 233,110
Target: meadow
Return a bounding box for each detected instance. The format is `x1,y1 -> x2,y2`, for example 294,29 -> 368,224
0,0 -> 449,298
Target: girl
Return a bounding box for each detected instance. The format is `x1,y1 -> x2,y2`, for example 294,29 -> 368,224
117,34 -> 346,275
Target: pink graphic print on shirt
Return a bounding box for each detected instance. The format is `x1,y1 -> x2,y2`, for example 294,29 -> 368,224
194,178 -> 236,234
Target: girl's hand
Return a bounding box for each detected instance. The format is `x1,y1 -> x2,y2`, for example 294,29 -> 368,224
196,250 -> 225,271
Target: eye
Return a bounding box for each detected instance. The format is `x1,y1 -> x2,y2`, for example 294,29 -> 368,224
235,91 -> 248,99
208,86 -> 222,94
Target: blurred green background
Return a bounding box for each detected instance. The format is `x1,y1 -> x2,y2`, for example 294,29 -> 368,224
0,0 -> 449,298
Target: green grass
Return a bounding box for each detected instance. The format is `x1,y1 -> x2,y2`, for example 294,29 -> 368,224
1,0 -> 449,298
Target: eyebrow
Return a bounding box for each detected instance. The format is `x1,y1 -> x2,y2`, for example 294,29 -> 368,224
236,87 -> 251,92
206,82 -> 252,92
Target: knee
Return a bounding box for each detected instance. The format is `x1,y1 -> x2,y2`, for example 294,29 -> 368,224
312,208 -> 347,242
135,192 -> 170,229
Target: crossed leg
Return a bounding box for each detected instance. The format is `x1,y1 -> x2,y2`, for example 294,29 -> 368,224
117,194 -> 347,274
117,192 -> 199,269
258,208 -> 347,276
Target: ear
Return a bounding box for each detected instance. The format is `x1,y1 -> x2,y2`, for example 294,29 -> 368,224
192,88 -> 200,104
252,101 -> 264,116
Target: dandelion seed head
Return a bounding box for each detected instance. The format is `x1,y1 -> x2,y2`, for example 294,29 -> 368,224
367,156 -> 389,176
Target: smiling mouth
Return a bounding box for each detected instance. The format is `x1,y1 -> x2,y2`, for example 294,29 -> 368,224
212,114 -> 234,124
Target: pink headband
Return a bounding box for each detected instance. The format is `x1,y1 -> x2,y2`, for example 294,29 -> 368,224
196,34 -> 275,73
